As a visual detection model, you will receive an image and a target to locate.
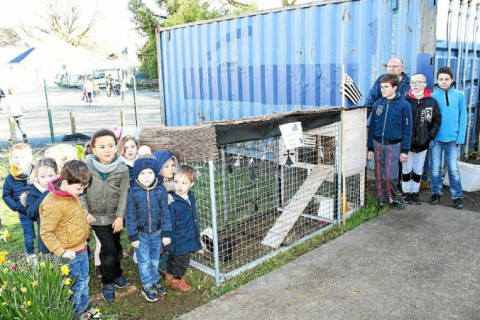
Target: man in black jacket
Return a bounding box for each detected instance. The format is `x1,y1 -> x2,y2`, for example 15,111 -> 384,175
402,73 -> 441,204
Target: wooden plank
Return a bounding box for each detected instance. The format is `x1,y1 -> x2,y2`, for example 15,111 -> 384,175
262,165 -> 326,248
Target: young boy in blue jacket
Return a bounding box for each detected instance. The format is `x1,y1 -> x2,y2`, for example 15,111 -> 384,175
429,66 -> 467,209
164,165 -> 202,292
126,157 -> 172,302
367,74 -> 412,209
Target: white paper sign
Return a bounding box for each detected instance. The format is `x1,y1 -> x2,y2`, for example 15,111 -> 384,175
279,122 -> 304,150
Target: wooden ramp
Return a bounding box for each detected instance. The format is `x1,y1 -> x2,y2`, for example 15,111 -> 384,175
262,165 -> 329,249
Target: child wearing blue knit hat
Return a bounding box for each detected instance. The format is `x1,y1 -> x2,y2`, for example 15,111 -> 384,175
125,156 -> 172,302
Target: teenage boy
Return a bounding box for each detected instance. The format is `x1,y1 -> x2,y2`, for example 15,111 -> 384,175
430,66 -> 467,209
367,74 -> 412,209
402,73 -> 441,204
40,160 -> 101,319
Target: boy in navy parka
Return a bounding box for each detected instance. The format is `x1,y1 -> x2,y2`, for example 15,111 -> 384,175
367,74 -> 412,209
125,157 -> 172,302
164,165 -> 202,292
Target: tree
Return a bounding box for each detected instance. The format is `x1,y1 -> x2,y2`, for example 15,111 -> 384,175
37,0 -> 100,49
281,0 -> 297,6
129,0 -> 256,79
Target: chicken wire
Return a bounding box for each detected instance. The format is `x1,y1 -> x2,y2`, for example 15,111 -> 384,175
184,121 -> 366,285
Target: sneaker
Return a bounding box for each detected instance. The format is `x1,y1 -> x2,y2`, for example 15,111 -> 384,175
429,194 -> 441,205
165,274 -> 173,286
411,192 -> 422,205
170,278 -> 191,292
389,198 -> 406,209
114,275 -> 130,289
26,254 -> 38,267
142,287 -> 158,302
101,284 -> 115,303
82,308 -> 102,319
403,193 -> 413,204
453,198 -> 464,210
154,283 -> 167,295
133,251 -> 138,264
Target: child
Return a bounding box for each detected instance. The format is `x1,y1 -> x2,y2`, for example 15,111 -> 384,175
44,143 -> 79,174
153,150 -> 178,274
402,73 -> 441,205
164,165 -> 201,292
2,143 -> 37,263
430,66 -> 467,209
4,87 -> 28,143
367,74 -> 412,209
118,135 -> 140,179
39,160 -> 101,318
80,129 -> 130,303
125,157 -> 172,302
25,157 -> 59,257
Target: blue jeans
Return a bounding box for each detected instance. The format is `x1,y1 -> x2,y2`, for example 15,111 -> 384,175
19,215 -> 49,255
430,141 -> 463,199
69,250 -> 90,315
135,230 -> 162,289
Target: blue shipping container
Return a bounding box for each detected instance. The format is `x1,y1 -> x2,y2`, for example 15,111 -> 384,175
157,0 -> 480,129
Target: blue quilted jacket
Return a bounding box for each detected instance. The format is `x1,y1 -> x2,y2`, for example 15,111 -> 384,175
2,174 -> 28,215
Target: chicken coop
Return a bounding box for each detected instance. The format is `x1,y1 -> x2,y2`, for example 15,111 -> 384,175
141,107 -> 366,286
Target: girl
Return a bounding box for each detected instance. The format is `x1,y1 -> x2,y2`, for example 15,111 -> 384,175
80,129 -> 130,303
118,135 -> 139,179
25,157 -> 58,257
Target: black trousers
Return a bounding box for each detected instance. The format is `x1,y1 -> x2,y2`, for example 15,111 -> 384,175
91,225 -> 123,284
167,253 -> 190,279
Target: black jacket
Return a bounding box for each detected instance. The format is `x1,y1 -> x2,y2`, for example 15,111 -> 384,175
405,89 -> 441,152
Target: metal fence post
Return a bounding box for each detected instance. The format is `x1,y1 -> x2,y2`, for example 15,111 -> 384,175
70,112 -> 77,134
8,117 -> 17,144
133,76 -> 139,127
209,160 -> 221,287
43,79 -> 55,143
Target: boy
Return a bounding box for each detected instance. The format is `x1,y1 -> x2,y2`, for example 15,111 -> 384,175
402,73 -> 441,204
125,157 -> 172,302
164,165 -> 202,292
39,160 -> 101,318
2,143 -> 37,263
430,66 -> 467,209
367,74 -> 412,209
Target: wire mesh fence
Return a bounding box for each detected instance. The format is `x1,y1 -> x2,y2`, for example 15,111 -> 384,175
0,79 -> 162,146
182,121 -> 366,285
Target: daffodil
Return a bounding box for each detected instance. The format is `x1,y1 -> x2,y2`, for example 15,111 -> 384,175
0,230 -> 10,242
2,302 -> 6,306
39,261 -> 46,268
20,287 -> 27,293
31,281 -> 38,287
2,268 -> 8,273
63,278 -> 72,286
68,289 -> 73,295
26,300 -> 31,307
60,264 -> 69,276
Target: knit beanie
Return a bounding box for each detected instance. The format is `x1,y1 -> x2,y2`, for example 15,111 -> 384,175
132,158 -> 158,181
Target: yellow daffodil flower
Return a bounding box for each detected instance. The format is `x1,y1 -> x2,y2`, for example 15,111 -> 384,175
20,287 -> 27,293
60,264 -> 69,276
64,278 -> 72,286
31,281 -> 38,287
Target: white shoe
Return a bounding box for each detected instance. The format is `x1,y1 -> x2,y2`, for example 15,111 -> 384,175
26,254 -> 38,267
133,251 -> 138,264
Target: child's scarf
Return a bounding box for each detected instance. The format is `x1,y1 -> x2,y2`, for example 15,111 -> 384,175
91,154 -> 120,173
10,164 -> 34,181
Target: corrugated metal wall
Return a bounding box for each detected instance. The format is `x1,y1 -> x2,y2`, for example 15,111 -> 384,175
158,0 -> 478,127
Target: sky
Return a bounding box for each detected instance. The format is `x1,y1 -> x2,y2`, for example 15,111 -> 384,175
0,0 -> 309,53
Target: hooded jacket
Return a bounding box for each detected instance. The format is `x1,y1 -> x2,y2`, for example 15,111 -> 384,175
365,72 -> 411,106
126,157 -> 172,242
39,178 -> 90,256
431,86 -> 467,145
152,150 -> 178,183
405,89 -> 442,152
125,179 -> 172,242
2,165 -> 33,215
164,191 -> 202,256
367,93 -> 412,154
25,182 -> 49,219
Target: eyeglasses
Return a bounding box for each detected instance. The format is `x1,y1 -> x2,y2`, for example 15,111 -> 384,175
387,65 -> 402,68
411,81 -> 426,86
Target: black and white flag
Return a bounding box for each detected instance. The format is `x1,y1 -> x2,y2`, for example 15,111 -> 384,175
340,73 -> 362,105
